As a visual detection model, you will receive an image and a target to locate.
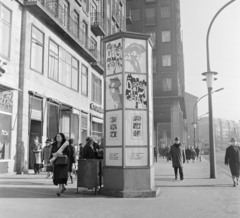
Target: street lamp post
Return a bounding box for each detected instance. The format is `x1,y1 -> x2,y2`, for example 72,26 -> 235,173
192,88 -> 223,149
202,0 -> 236,179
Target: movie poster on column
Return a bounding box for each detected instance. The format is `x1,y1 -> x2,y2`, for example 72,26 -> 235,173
106,38 -> 123,76
125,38 -> 146,74
105,110 -> 122,146
106,74 -> 123,110
125,74 -> 147,109
126,147 -> 148,166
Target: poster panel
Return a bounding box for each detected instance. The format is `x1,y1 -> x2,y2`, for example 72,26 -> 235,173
125,38 -> 146,74
106,110 -> 122,146
125,110 -> 147,145
125,74 -> 147,109
106,38 -> 123,76
106,74 -> 123,110
105,147 -> 122,166
126,147 -> 148,166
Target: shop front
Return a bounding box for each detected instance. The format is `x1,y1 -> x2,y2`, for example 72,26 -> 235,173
90,103 -> 103,140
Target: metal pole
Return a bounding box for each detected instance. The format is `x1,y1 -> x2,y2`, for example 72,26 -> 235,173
208,87 -> 216,178
193,127 -> 196,148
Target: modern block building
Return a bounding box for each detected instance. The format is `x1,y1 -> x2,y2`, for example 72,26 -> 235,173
0,0 -> 127,174
126,0 -> 187,149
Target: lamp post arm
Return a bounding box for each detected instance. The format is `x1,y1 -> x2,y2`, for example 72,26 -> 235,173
206,0 -> 236,72
193,93 -> 208,123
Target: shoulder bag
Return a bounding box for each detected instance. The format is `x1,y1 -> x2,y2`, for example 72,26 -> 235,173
55,156 -> 68,165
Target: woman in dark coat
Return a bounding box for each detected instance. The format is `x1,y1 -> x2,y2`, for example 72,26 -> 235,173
50,133 -> 70,196
225,138 -> 240,187
83,136 -> 98,159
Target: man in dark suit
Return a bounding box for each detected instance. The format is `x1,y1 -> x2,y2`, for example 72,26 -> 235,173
225,138 -> 240,187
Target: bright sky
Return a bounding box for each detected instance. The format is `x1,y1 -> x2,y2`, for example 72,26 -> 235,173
181,0 -> 240,123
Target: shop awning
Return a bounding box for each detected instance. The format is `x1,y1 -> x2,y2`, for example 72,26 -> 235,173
0,82 -> 21,92
92,116 -> 103,124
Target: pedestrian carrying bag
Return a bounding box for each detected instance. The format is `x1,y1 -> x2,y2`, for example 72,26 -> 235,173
55,156 -> 68,165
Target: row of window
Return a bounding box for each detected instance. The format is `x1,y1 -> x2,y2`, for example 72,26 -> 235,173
31,25 -> 102,104
132,6 -> 170,24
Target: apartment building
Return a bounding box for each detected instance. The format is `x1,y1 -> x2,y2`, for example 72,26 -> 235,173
0,0 -> 127,174
126,0 -> 187,148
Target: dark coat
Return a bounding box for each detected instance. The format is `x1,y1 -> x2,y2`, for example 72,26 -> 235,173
83,142 -> 98,159
225,145 -> 240,177
195,147 -> 200,156
185,148 -> 191,160
170,143 -> 185,168
50,142 -> 70,185
68,144 -> 76,172
191,149 -> 196,160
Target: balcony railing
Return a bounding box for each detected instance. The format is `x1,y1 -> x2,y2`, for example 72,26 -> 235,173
90,12 -> 106,36
24,0 -> 103,69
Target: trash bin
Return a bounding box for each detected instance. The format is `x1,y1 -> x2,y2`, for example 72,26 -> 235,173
77,159 -> 103,194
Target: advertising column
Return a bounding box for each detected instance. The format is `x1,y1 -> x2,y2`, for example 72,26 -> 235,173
101,31 -> 159,198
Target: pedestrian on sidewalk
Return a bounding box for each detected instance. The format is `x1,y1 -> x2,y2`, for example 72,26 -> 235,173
50,133 -> 70,196
154,146 -> 158,162
190,146 -> 196,163
195,146 -> 200,160
42,138 -> 53,178
185,146 -> 191,163
68,138 -> 76,184
170,137 -> 185,180
225,138 -> 240,187
30,136 -> 42,174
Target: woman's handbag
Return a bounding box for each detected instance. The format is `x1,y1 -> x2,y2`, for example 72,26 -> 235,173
55,156 -> 68,165
46,164 -> 53,172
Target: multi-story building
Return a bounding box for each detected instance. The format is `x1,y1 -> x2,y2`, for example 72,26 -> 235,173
126,0 -> 187,149
0,0 -> 127,174
198,117 -> 240,150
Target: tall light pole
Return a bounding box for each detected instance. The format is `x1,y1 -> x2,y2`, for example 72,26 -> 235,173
202,0 -> 236,179
192,88 -> 223,149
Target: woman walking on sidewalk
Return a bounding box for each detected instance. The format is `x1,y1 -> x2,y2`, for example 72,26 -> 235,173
50,133 -> 70,196
225,138 -> 240,187
170,137 -> 185,180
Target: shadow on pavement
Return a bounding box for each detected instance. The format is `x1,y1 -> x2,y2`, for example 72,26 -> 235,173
0,187 -> 109,199
155,184 -> 232,188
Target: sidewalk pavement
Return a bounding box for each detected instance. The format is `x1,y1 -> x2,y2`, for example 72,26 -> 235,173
0,156 -> 239,218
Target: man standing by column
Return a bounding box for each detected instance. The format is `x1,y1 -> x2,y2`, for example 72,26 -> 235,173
170,137 -> 186,180
225,138 -> 240,187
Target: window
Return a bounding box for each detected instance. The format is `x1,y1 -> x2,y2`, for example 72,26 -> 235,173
92,73 -> 102,105
161,6 -> 170,18
91,37 -> 97,50
162,78 -> 172,91
92,122 -> 103,138
0,4 -> 11,58
146,8 -> 155,24
132,9 -> 141,21
82,21 -> 88,47
162,30 -> 171,42
49,40 -> 79,90
82,0 -> 89,12
63,0 -> 69,28
162,55 -> 171,67
146,31 -> 156,48
81,64 -> 88,96
31,26 -> 44,73
73,10 -> 79,37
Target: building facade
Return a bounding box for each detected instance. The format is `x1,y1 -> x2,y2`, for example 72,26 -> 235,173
0,0 -> 127,174
126,0 -> 187,149
198,117 -> 240,151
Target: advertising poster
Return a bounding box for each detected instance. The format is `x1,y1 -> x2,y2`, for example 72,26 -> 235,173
106,148 -> 122,166
125,74 -> 147,109
106,38 -> 123,76
131,114 -> 143,140
125,110 -> 147,146
125,38 -> 146,74
106,111 -> 122,146
106,74 -> 123,110
126,147 -> 148,166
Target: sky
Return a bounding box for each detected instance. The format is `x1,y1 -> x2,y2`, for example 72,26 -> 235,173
181,0 -> 240,123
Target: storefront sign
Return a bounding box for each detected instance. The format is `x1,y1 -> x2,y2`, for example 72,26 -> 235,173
0,91 -> 13,109
90,103 -> 103,114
